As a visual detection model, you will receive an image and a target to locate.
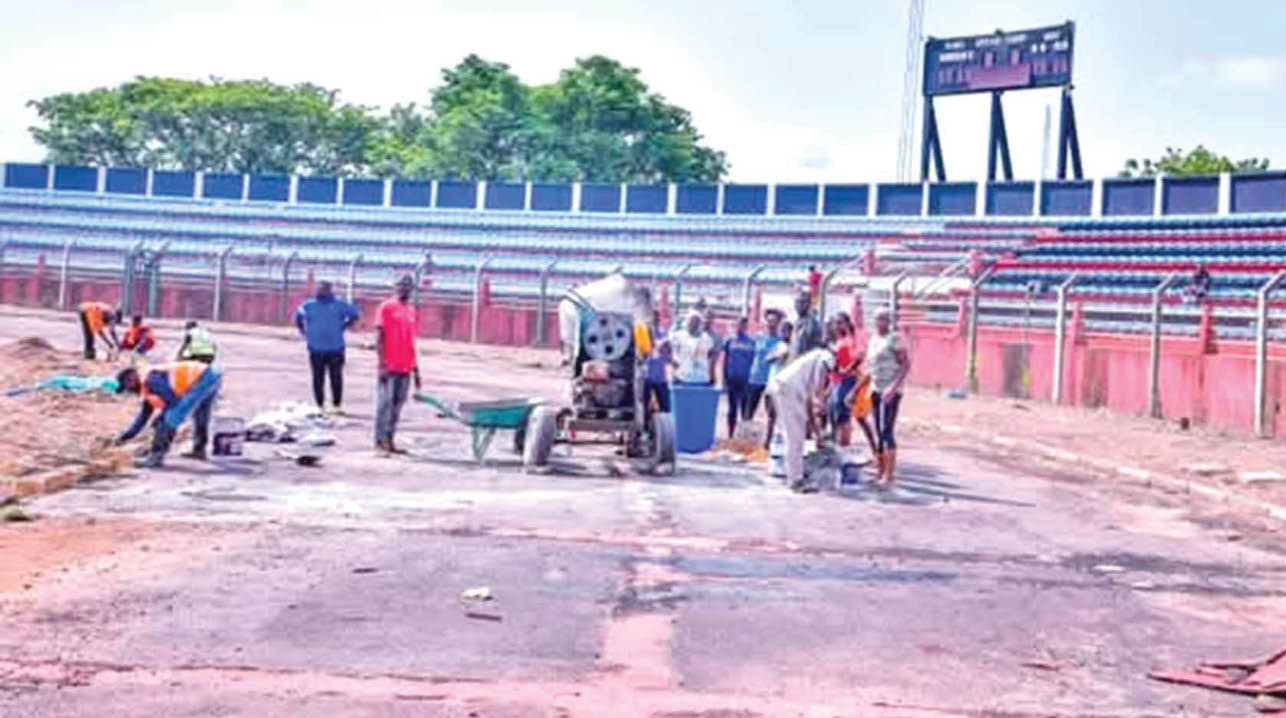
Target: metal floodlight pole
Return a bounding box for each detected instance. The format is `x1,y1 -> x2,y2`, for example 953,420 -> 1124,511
1254,270 -> 1286,437
346,253 -> 364,302
888,272 -> 909,329
536,259 -> 559,346
279,251 -> 299,324
965,265 -> 997,394
212,244 -> 235,321
1051,273 -> 1080,405
471,257 -> 493,344
146,240 -> 171,317
673,264 -> 694,320
741,265 -> 766,318
57,238 -> 75,310
1147,273 -> 1181,419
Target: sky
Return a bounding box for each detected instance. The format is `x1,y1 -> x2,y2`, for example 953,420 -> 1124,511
1,0 -> 1284,183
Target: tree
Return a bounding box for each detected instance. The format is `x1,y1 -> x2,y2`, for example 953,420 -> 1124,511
1120,146 -> 1269,178
372,54 -> 728,182
28,77 -> 381,175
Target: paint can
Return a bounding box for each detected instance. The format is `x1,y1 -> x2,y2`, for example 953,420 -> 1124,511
212,416 -> 245,457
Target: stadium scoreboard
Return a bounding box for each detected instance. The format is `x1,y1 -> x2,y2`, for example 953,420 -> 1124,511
923,22 -> 1074,96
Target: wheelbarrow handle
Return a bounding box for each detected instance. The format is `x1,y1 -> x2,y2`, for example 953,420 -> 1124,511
414,393 -> 464,422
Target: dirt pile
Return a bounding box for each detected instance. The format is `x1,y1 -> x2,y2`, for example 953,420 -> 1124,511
0,337 -> 136,488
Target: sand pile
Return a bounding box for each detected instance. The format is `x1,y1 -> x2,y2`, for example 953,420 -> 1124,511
0,337 -> 136,484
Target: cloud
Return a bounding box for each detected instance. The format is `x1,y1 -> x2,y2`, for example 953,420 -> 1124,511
1161,56 -> 1286,89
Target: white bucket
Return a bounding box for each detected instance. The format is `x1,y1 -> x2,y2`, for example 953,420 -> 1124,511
768,431 -> 786,478
212,416 -> 245,457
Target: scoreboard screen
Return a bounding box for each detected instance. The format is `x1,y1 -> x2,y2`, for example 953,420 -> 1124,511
923,22 -> 1074,96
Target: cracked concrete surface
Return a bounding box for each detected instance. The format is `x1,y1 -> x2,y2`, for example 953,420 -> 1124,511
1,309 -> 1284,717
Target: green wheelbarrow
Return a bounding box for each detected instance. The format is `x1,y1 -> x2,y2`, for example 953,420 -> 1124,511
414,394 -> 546,464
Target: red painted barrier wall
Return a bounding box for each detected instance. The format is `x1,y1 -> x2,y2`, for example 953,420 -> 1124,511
3,267 -> 1282,437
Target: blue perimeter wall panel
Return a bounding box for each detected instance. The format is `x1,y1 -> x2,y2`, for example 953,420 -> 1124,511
676,185 -> 717,214
343,178 -> 384,206
1102,179 -> 1155,216
822,184 -> 868,215
1162,177 -> 1218,215
985,182 -> 1034,216
152,170 -> 195,198
580,183 -> 620,212
202,172 -> 243,200
390,180 -> 431,208
53,166 -> 97,192
531,183 -> 572,211
626,185 -> 667,213
248,174 -> 289,202
4,163 -> 48,189
876,183 -> 922,216
928,182 -> 976,216
1040,181 -> 1092,216
105,168 -> 146,195
484,182 -> 525,210
723,184 -> 767,215
1231,172 -> 1286,213
775,184 -> 819,215
436,181 -> 476,209
297,176 -> 338,204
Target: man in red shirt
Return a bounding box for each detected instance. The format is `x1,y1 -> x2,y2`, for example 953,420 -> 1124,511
374,274 -> 421,453
807,266 -> 823,311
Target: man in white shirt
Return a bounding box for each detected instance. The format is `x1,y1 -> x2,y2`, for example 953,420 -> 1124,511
766,347 -> 836,491
670,311 -> 715,384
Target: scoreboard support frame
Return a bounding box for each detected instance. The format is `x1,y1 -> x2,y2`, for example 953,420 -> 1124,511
986,91 -> 1015,182
1055,87 -> 1084,181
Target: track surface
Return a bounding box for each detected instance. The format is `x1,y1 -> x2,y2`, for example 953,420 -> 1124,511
1,308 -> 1284,717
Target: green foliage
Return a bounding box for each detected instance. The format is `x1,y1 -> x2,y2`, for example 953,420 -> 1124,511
1120,146 -> 1269,178
29,77 -> 380,175
30,56 -> 729,183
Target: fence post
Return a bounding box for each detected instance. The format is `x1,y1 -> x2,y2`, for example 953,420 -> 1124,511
741,265 -> 766,318
673,264 -> 694,321
57,238 -> 75,310
145,241 -> 171,317
279,251 -> 299,324
346,253 -> 364,303
965,266 -> 996,394
1148,273 -> 1180,419
888,272 -> 909,329
120,240 -> 144,316
212,244 -> 235,321
1254,271 -> 1286,436
1051,273 -> 1079,404
412,252 -> 434,309
536,259 -> 558,346
471,257 -> 493,343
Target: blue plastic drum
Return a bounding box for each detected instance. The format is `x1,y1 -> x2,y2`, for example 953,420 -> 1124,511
669,383 -> 721,453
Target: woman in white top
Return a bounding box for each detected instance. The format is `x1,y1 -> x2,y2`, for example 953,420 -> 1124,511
669,312 -> 715,384
866,308 -> 910,486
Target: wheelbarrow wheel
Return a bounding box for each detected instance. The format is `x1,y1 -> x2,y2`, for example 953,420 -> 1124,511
523,406 -> 558,469
651,412 -> 677,467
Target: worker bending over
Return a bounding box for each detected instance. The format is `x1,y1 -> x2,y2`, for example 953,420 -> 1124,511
766,346 -> 836,491
119,314 -> 156,358
114,361 -> 223,467
78,301 -> 121,360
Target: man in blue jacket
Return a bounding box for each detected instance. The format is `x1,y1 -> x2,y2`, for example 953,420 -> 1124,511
296,280 -> 360,415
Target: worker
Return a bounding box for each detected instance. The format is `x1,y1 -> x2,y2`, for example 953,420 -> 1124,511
374,274 -> 421,454
722,316 -> 756,438
176,320 -> 218,363
807,266 -> 823,311
118,314 -> 156,358
867,308 -> 911,487
296,280 -> 360,415
114,360 -> 223,466
766,346 -> 836,492
77,301 -> 121,360
789,288 -> 824,361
